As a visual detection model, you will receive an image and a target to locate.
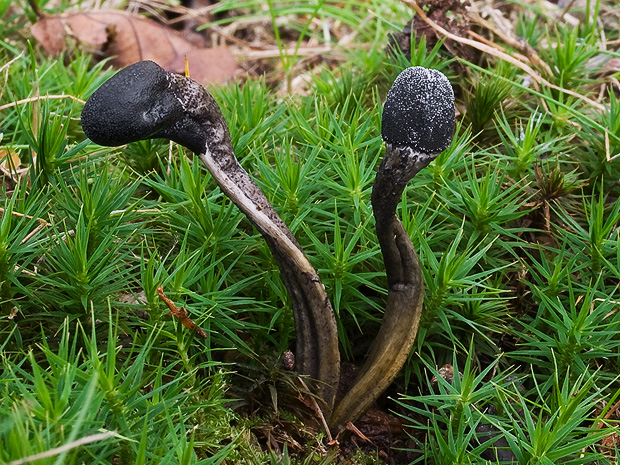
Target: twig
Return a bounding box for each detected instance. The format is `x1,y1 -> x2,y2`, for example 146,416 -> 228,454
328,421 -> 371,446
344,422 -> 370,442
467,30 -> 531,64
109,208 -> 160,216
26,0 -> 47,19
0,53 -> 23,74
0,207 -> 50,245
156,286 -> 208,339
399,0 -> 605,112
20,222 -> 48,245
0,208 -> 50,226
597,396 -> 620,427
560,0 -> 578,19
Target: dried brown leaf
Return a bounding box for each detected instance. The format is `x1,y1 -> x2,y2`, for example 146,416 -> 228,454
31,10 -> 237,85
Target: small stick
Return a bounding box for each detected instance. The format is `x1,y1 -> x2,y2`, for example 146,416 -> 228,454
20,222 -> 48,245
7,432 -> 117,465
156,286 -> 208,339
0,207 -> 50,225
344,422 -> 370,443
467,30 -> 530,65
0,53 -> 24,103
0,208 -> 50,244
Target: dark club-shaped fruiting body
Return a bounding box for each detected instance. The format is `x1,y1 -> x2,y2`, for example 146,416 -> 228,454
81,61 -> 341,416
381,66 -> 454,154
329,67 -> 455,431
82,61 -> 222,155
81,62 -> 455,435
82,61 -> 183,147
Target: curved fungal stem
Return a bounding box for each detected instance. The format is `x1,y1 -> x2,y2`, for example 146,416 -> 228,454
329,67 -> 455,431
81,62 -> 455,433
81,61 -> 340,412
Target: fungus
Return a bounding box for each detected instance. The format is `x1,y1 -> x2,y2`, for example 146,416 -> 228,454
82,61 -> 341,413
328,66 -> 455,431
81,62 -> 454,433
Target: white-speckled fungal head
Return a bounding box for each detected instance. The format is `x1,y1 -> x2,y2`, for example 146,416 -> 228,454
381,67 -> 455,154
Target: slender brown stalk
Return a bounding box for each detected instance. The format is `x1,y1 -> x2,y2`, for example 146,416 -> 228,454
330,66 -> 455,431
329,145 -> 428,431
81,61 -> 340,413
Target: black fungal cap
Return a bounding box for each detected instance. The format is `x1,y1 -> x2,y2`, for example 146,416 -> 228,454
81,61 -> 183,147
381,67 -> 455,154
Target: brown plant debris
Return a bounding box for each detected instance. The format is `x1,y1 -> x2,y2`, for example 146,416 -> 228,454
31,10 -> 237,86
391,0 -> 476,63
156,286 -> 208,339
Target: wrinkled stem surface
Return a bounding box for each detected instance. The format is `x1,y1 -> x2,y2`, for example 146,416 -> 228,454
198,145 -> 340,413
154,72 -> 342,412
329,144 -> 427,431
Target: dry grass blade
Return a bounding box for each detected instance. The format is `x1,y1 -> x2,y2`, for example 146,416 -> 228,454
296,376 -> 333,443
466,6 -> 552,75
399,0 -> 605,112
0,94 -> 86,111
7,432 -> 118,465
